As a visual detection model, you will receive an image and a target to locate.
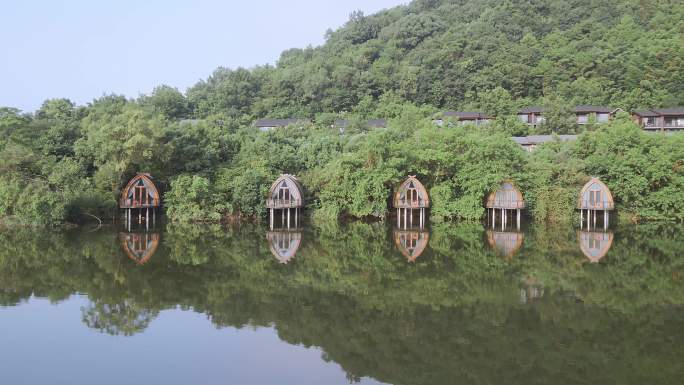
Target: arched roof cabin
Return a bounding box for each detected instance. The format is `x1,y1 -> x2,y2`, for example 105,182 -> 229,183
119,173 -> 161,209
266,231 -> 302,264
485,181 -> 525,209
266,174 -> 304,209
578,178 -> 614,210
393,176 -> 429,209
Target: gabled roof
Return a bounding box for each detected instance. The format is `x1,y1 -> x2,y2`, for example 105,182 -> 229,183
441,111 -> 493,119
574,105 -> 616,113
518,106 -> 546,114
255,118 -> 310,127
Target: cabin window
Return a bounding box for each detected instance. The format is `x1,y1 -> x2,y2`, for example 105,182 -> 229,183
645,117 -> 656,126
596,113 -> 609,122
577,114 -> 589,124
518,114 -> 529,123
589,189 -> 602,207
665,117 -> 684,127
535,116 -> 545,124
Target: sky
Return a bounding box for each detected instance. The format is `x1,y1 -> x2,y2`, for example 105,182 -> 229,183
0,0 -> 405,113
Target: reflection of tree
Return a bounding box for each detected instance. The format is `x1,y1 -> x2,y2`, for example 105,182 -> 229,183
82,299 -> 159,336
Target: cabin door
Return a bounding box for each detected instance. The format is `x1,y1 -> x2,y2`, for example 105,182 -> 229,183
589,189 -> 601,208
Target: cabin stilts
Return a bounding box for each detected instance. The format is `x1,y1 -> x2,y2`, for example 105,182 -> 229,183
393,176 -> 430,230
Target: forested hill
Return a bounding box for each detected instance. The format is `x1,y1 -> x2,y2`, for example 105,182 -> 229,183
185,0 -> 684,120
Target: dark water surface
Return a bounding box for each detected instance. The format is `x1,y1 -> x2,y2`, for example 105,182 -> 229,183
0,222 -> 682,385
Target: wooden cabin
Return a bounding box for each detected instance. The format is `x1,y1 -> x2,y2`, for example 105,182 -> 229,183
394,176 -> 429,229
578,231 -> 613,263
254,118 -> 310,131
266,174 -> 304,229
120,173 -> 160,230
486,181 -> 525,230
517,106 -> 546,127
511,135 -> 577,152
119,232 -> 160,265
393,229 -> 429,263
266,231 -> 302,264
578,178 -> 614,229
574,105 -> 619,124
486,230 -> 524,259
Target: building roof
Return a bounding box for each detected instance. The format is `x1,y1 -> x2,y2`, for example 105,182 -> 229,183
518,106 -> 546,114
652,107 -> 684,115
254,118 -> 310,127
441,111 -> 493,119
511,135 -> 578,145
574,105 -> 615,113
633,110 -> 660,117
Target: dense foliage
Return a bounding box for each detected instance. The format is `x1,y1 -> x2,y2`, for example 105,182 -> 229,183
0,0 -> 682,225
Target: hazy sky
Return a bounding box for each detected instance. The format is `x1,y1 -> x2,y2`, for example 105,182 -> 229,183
0,0 -> 405,112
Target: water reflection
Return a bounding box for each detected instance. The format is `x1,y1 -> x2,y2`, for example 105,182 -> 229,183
119,232 -> 160,265
486,229 -> 524,258
393,229 -> 429,262
0,223 -> 682,385
266,230 -> 302,264
578,230 -> 614,263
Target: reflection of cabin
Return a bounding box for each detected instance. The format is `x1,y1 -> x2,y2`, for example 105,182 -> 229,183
394,229 -> 429,263
578,231 -> 614,263
394,175 -> 429,229
266,231 -> 302,264
578,178 -> 614,230
486,230 -> 524,259
119,232 -> 160,265
120,173 -> 160,230
486,181 -> 525,230
266,174 -> 304,229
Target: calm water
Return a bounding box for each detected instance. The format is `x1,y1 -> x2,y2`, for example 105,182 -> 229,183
0,221 -> 682,385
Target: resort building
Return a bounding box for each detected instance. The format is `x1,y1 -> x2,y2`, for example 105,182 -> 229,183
334,119 -> 387,133
517,106 -> 546,127
578,178 -> 614,230
254,118 -> 311,131
632,108 -> 684,131
433,111 -> 493,126
486,181 -> 525,230
120,173 -> 160,231
574,105 -> 619,124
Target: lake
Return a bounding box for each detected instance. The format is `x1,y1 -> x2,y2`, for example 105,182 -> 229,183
0,221 -> 682,385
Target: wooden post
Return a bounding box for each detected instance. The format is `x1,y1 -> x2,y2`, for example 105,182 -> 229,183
281,209 -> 284,227
593,209 -> 597,228
295,208 -> 298,228
138,209 -> 142,225
604,210 -> 608,230
410,208 -> 413,227
270,208 -> 274,230
146,207 -> 149,231
517,209 -> 521,230
501,208 -> 504,231
580,209 -> 584,229
397,208 -> 400,228
403,208 -> 407,229
492,208 -> 495,228
287,208 -> 291,229
127,208 -> 131,232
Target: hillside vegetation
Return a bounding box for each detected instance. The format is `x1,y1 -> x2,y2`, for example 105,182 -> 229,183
0,0 -> 682,225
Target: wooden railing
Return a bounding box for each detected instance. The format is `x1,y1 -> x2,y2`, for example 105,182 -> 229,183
579,200 -> 614,210
266,198 -> 300,208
